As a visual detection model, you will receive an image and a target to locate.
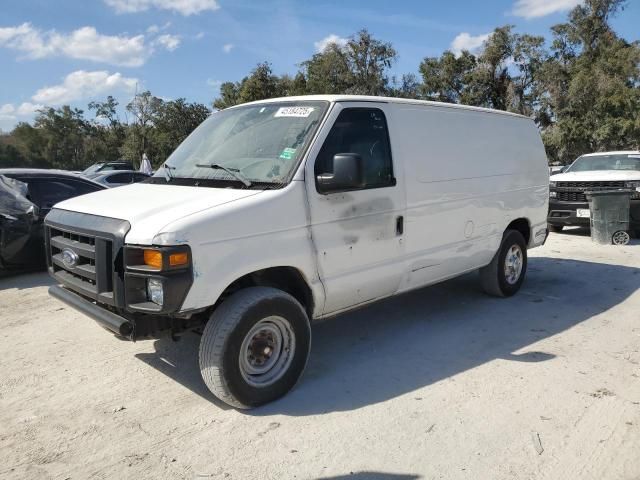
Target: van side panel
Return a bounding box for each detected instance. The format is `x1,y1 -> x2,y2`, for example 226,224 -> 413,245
152,182 -> 326,317
389,105 -> 548,292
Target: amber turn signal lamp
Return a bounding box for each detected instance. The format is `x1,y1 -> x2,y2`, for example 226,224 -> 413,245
169,252 -> 189,267
143,250 -> 163,269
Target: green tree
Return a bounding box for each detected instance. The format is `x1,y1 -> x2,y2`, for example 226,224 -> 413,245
467,26 -> 516,110
301,43 -> 352,94
419,50 -> 476,103
344,29 -> 397,95
121,91 -> 163,165
4,122 -> 46,168
213,82 -> 241,110
389,73 -> 421,99
87,96 -> 127,164
508,34 -> 547,116
153,99 -> 210,164
539,0 -> 640,162
238,62 -> 280,104
34,106 -> 90,169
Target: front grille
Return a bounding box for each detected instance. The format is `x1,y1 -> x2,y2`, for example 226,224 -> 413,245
49,227 -> 113,301
556,181 -> 625,189
45,209 -> 130,308
555,181 -> 627,203
556,191 -> 588,202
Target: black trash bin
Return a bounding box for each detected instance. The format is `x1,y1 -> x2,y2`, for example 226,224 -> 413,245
585,189 -> 633,245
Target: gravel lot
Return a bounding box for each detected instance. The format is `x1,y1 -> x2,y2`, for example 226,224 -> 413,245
1,228 -> 639,480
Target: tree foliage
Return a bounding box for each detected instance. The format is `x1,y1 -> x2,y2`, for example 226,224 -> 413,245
0,93 -> 211,169
2,7 -> 639,168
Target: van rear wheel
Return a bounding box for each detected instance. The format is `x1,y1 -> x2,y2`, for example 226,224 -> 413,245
480,230 -> 528,297
199,287 -> 311,409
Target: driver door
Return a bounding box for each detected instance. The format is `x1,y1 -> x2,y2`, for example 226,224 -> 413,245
305,102 -> 406,315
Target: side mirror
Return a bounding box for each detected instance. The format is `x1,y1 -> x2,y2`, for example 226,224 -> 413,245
316,153 -> 365,194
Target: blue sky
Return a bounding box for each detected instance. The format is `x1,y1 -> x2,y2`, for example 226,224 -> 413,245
1,0 -> 639,131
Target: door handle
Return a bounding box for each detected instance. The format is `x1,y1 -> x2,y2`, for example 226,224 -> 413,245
396,215 -> 404,236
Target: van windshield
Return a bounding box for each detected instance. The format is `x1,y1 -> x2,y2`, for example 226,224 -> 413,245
154,101 -> 328,187
565,154 -> 640,172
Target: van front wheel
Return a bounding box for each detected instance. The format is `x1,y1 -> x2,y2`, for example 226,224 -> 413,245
480,230 -> 528,297
199,287 -> 311,409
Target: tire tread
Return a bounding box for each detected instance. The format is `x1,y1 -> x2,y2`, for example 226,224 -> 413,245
199,287 -> 307,409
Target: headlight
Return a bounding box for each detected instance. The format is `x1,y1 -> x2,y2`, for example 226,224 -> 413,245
549,181 -> 557,188
147,278 -> 164,305
550,191 -> 557,198
125,245 -> 191,272
626,181 -> 640,198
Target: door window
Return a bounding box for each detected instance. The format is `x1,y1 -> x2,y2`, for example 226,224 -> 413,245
26,178 -> 101,211
315,107 -> 394,190
133,173 -> 149,182
106,172 -> 132,184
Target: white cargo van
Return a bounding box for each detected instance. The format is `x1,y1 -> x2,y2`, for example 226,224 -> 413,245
45,95 -> 549,408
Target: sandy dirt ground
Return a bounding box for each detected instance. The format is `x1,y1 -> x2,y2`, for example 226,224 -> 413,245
1,228 -> 639,480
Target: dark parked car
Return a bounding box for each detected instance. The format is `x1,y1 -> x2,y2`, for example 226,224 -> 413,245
87,170 -> 150,188
82,161 -> 134,176
0,169 -> 105,272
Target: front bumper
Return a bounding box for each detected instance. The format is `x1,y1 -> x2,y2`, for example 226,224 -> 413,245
44,209 -> 196,340
548,198 -> 640,229
547,200 -> 591,227
50,284 -> 202,340
50,284 -> 133,337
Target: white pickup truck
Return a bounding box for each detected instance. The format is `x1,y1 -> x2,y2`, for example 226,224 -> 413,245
45,95 -> 549,408
548,151 -> 640,236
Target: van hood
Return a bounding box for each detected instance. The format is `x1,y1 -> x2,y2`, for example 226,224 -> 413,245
54,183 -> 262,244
550,170 -> 640,182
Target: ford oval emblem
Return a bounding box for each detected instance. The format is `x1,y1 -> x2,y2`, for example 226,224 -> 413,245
61,248 -> 80,269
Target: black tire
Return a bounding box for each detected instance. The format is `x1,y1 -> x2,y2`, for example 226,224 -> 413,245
548,224 -> 564,233
480,230 -> 528,297
199,287 -> 311,409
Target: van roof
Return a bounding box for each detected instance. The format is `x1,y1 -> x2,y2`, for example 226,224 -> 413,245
235,95 -> 530,119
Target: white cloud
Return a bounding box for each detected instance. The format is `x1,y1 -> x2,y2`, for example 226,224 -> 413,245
32,70 -> 138,105
0,102 -> 44,131
195,32 -> 205,40
511,0 -> 583,18
450,32 -> 491,56
0,23 -> 55,58
0,23 -> 149,67
207,78 -> 222,89
314,34 -> 348,53
0,104 -> 16,116
16,102 -> 44,115
59,27 -> 147,66
146,22 -> 171,34
104,0 -> 220,16
154,34 -> 181,51
222,43 -> 234,53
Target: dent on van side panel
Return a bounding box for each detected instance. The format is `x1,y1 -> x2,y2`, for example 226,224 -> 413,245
156,182 -> 325,315
303,102 -> 408,315
391,105 -> 548,290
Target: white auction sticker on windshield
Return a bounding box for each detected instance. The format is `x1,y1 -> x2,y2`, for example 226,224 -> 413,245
274,106 -> 314,118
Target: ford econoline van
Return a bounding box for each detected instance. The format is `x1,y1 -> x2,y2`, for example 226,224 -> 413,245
45,95 -> 549,408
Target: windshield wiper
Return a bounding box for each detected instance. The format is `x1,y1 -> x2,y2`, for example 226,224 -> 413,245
164,162 -> 176,182
195,164 -> 252,187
